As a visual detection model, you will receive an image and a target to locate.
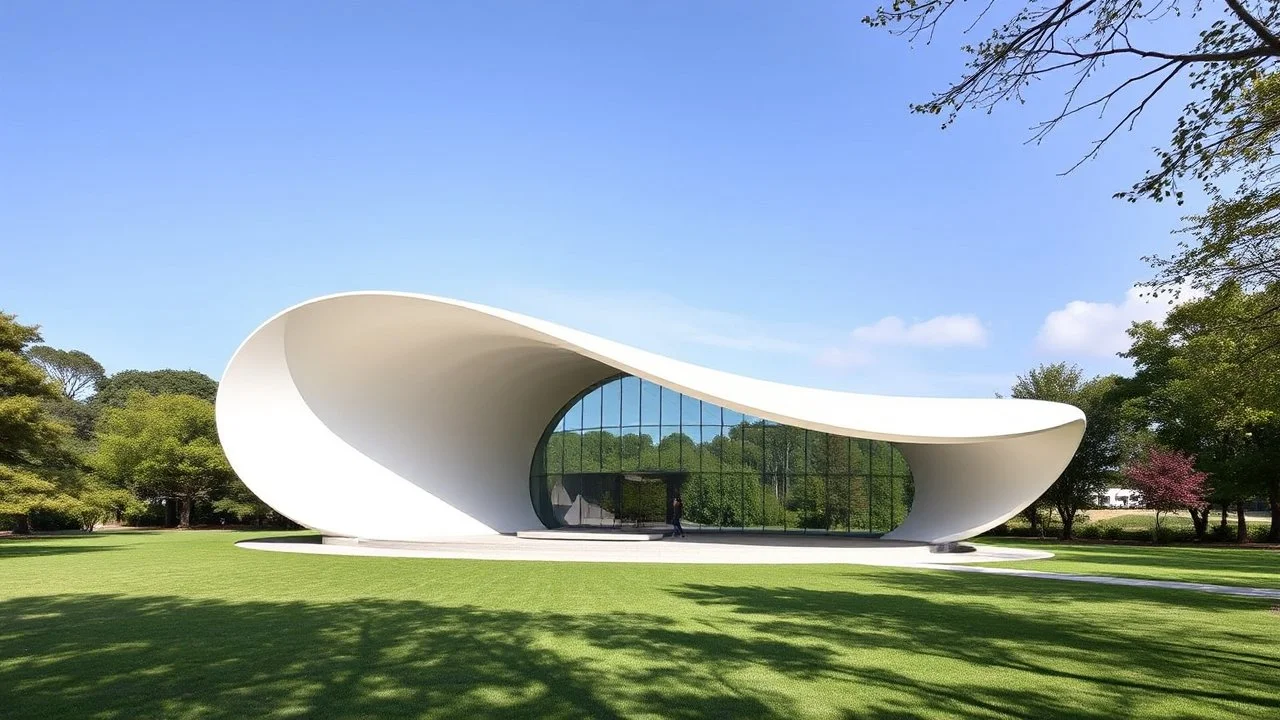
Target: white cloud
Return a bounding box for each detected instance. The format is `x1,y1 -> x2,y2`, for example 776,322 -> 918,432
505,287 -> 993,384
1037,287 -> 1186,356
849,314 -> 989,348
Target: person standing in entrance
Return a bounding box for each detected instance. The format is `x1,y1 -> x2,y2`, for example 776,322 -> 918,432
671,494 -> 686,538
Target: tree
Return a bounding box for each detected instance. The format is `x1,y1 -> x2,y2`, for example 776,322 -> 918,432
1121,282 -> 1280,540
0,312 -> 72,533
42,394 -> 99,443
864,2 -> 1280,300
90,370 -> 220,525
1145,67 -> 1280,299
92,369 -> 217,407
42,475 -> 141,532
0,328 -> 70,533
212,478 -> 277,526
27,346 -> 105,400
1010,363 -> 1124,539
92,392 -> 233,528
1124,447 -> 1211,540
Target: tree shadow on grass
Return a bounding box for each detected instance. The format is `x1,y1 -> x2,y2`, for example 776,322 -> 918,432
669,568 -> 1280,719
4,571 -> 1278,720
0,540 -> 124,558
0,594 -> 813,720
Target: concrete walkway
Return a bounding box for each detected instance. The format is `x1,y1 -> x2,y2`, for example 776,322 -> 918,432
236,534 -> 1280,598
238,533 -> 1052,566
932,563 -> 1280,599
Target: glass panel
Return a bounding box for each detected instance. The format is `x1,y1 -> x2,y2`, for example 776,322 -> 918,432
682,425 -> 703,471
848,473 -> 869,533
599,429 -> 621,472
685,472 -> 712,530
563,398 -> 584,431
660,386 -> 680,427
640,380 -> 661,425
602,377 -> 624,429
718,472 -> 741,530
830,434 -> 852,475
659,427 -> 685,470
579,430 -> 602,473
639,426 -> 660,469
621,426 -> 641,471
681,393 -> 701,426
579,387 -> 602,430
806,430 -> 827,475
545,432 -> 564,475
562,432 -> 583,473
706,432 -> 731,472
701,400 -> 722,427
598,477 -> 619,528
620,376 -> 641,426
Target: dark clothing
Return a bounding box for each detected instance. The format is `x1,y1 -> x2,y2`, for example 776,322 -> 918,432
672,499 -> 685,537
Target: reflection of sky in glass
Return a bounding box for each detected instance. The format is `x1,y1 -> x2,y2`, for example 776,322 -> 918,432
559,375 -> 772,439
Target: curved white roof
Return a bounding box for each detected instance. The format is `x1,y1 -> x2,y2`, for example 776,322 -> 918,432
216,292 -> 1085,544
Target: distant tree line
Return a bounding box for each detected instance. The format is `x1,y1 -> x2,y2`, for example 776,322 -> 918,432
0,310 -> 290,533
1011,283 -> 1280,543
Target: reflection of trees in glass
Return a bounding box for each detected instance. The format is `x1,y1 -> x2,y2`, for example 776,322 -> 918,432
532,376 -> 921,532
618,480 -> 666,525
534,381 -> 914,534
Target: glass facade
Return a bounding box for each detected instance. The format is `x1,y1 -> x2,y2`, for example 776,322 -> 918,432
529,374 -> 913,535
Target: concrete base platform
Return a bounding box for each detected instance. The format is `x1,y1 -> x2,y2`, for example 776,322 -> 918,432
516,528 -> 665,541
239,533 -> 1054,566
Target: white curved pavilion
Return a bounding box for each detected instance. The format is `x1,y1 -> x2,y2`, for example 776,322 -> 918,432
216,292 -> 1085,546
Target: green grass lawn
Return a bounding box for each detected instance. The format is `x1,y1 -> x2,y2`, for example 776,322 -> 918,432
2,531 -> 1278,719
979,537 -> 1280,589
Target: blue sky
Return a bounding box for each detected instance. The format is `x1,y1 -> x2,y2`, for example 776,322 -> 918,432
2,1 -> 1198,397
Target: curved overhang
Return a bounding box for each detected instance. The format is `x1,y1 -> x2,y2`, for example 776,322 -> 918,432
216,292 -> 1086,544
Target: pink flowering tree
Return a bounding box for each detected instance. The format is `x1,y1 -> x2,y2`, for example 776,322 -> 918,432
1123,448 -> 1211,542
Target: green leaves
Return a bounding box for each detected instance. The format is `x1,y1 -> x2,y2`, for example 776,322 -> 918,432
92,369 -> 218,408
0,312 -> 73,524
1009,363 -> 1126,537
91,393 -> 232,506
26,346 -> 105,401
1120,281 -> 1280,503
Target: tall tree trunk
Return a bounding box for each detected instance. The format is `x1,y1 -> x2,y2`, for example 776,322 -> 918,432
1269,477 -> 1280,543
1057,503 -> 1075,539
13,514 -> 31,535
1189,506 -> 1210,540
179,497 -> 193,529
1022,503 -> 1041,535
164,498 -> 178,528
1220,503 -> 1229,530
1236,500 -> 1248,544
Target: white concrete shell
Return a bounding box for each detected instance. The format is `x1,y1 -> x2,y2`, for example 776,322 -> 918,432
216,292 -> 1085,545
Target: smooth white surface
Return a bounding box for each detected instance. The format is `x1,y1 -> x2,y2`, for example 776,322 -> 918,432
216,292 -> 1085,544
